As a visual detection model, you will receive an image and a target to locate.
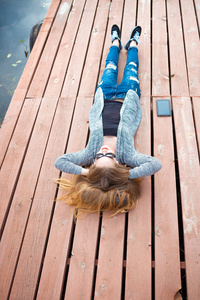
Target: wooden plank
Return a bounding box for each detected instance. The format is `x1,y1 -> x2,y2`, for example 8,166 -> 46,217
124,0 -> 152,298
98,0 -> 124,83
39,0 -> 110,297
121,0 -> 151,96
44,0 -> 86,98
172,97 -> 200,299
36,97 -> 92,300
0,18 -> 54,168
0,0 -> 61,165
194,0 -> 200,29
180,0 -> 200,96
64,206 -> 99,300
8,97 -> 91,300
0,89 -> 26,167
60,0 -> 100,99
37,0 -> 101,296
42,0 -> 62,20
27,0 -> 73,98
118,0 -> 137,84
17,20 -> 52,90
192,97 -> 200,151
78,0 -> 111,99
153,96 -> 181,299
152,2 -> 181,296
64,1 -> 112,299
0,98 -> 40,234
36,194 -> 74,300
34,96 -> 77,300
39,0 -> 105,294
94,213 -> 125,299
137,0 -> 151,97
8,0 -> 100,298
125,97 -> 152,300
166,0 -> 189,96
93,1 -> 125,298
152,0 -> 170,96
0,96 -> 58,300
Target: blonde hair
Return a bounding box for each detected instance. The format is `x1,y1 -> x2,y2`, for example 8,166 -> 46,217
54,164 -> 141,219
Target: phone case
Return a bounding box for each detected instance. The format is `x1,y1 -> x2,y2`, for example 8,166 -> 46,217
156,99 -> 171,116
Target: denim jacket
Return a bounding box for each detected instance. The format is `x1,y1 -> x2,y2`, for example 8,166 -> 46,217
55,88 -> 162,179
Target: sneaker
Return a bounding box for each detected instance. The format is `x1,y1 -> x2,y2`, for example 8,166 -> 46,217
111,24 -> 122,50
124,26 -> 142,50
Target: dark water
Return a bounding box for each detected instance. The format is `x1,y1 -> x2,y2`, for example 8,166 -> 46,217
0,0 -> 51,125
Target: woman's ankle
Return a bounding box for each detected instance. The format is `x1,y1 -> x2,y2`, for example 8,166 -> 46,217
129,40 -> 137,48
112,38 -> 120,48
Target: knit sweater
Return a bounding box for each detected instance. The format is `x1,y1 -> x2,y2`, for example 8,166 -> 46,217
55,87 -> 162,179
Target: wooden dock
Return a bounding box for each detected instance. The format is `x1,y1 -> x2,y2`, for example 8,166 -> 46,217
0,0 -> 200,299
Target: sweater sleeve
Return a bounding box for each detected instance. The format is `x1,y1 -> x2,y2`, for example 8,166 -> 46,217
128,151 -> 162,179
54,149 -> 92,175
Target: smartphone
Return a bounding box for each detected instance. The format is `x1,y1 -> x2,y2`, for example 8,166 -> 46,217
156,99 -> 171,116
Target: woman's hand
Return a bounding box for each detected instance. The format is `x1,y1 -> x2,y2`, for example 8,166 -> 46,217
81,168 -> 89,177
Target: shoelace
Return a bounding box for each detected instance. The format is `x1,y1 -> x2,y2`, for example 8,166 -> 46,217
111,30 -> 119,41
133,31 -> 140,44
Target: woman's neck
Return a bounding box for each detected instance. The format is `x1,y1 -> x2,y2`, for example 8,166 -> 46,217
102,136 -> 117,153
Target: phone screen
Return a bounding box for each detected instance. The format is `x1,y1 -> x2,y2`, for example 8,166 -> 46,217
156,99 -> 171,116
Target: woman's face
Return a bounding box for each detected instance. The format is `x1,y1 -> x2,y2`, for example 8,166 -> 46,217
94,145 -> 117,168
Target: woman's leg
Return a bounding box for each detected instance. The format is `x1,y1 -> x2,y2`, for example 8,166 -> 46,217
97,25 -> 122,99
97,45 -> 120,98
117,42 -> 141,98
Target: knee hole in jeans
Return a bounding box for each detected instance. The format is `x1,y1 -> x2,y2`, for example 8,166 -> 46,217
129,62 -> 137,67
106,63 -> 117,70
129,77 -> 139,83
131,68 -> 137,74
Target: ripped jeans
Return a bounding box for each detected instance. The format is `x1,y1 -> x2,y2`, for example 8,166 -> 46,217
97,45 -> 141,99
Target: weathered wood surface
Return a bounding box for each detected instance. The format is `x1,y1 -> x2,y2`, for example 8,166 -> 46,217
0,0 -> 200,299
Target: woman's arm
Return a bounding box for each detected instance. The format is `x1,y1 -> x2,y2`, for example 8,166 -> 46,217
81,168 -> 89,176
55,149 -> 92,175
128,151 -> 162,179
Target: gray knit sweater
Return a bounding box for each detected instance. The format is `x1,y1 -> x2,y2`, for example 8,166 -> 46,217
55,87 -> 162,179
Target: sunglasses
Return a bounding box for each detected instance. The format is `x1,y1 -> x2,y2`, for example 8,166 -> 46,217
95,152 -> 116,160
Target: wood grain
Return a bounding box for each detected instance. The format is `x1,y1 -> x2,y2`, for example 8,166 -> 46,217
180,0 -> 200,96
167,0 -> 189,96
153,96 -> 181,299
173,97 -> 200,299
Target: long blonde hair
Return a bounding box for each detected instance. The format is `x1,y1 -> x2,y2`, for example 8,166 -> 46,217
54,164 -> 141,219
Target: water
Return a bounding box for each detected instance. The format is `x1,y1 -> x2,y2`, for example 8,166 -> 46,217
0,0 -> 51,125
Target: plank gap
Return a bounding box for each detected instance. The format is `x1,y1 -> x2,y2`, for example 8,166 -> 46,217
121,212 -> 128,299
165,0 -> 172,96
135,0 -> 139,26
192,0 -> 200,38
171,103 -> 186,263
6,188 -> 37,299
33,201 -> 57,300
150,0 -> 153,97
190,97 -> 200,163
123,212 -> 128,261
152,265 -> 155,300
171,99 -> 188,300
95,212 -> 103,261
61,221 -> 76,299
90,214 -> 102,300
91,264 -> 98,300
178,0 -> 191,95
181,268 -> 188,300
121,266 -> 126,300
61,264 -> 70,300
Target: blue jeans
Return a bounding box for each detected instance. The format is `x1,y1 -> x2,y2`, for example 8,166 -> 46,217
97,45 -> 141,99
